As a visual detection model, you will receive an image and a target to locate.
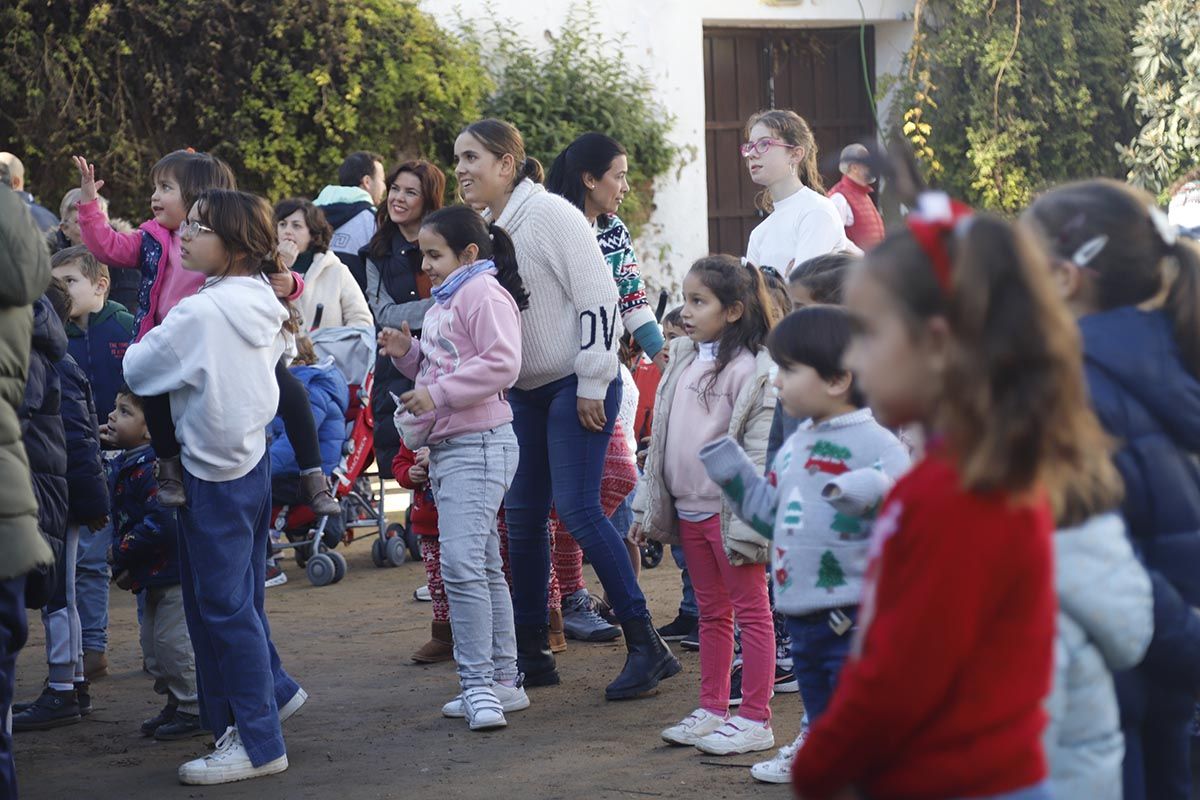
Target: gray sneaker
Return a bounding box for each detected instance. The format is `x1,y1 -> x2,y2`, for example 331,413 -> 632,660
561,589 -> 621,642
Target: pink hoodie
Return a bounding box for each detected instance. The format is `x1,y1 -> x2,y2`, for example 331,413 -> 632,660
77,198 -> 305,341
392,267 -> 522,444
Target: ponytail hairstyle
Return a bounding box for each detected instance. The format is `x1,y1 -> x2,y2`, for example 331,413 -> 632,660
745,109 -> 825,212
686,255 -> 780,401
1025,178 -> 1200,379
151,150 -> 237,214
367,160 -> 446,261
546,132 -> 626,223
193,189 -> 298,331
865,204 -> 1115,513
757,264 -> 793,320
420,204 -> 530,310
462,119 -> 544,187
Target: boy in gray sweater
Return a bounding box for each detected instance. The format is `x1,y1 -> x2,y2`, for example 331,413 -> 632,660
699,306 -> 910,784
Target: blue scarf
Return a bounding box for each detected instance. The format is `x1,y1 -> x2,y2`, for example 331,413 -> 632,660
432,259 -> 497,305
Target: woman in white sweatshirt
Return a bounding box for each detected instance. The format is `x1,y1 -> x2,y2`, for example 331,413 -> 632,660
123,190 -> 299,787
453,119 -> 680,701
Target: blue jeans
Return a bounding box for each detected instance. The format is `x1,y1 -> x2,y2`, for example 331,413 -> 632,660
0,576 -> 27,800
670,545 -> 698,618
75,522 -> 111,653
506,374 -> 648,626
178,454 -> 291,765
786,608 -> 857,721
430,426 -> 519,688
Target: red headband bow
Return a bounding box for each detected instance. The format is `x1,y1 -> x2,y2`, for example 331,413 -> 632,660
905,193 -> 974,294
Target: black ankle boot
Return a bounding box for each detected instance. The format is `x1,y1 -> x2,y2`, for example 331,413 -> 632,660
605,615 -> 682,701
515,623 -> 560,687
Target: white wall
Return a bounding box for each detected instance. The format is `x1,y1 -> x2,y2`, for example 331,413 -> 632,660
420,0 -> 915,289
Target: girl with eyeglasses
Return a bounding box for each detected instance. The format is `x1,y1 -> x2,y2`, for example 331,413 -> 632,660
741,110 -> 858,277
70,154 -> 339,519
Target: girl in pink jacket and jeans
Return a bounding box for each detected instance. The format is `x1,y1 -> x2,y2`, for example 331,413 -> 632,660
377,205 -> 529,732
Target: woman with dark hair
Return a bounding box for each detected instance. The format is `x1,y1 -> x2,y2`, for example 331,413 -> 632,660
454,118 -> 679,700
363,160 -> 446,477
274,198 -> 372,330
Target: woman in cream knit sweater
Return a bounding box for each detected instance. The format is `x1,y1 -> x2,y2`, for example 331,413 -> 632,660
454,119 -> 679,701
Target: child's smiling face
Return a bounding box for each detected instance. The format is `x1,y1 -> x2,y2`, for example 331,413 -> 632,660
418,226 -> 477,287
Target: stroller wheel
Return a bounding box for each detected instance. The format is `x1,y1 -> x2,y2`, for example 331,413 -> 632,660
371,537 -> 389,568
385,522 -> 405,541
306,553 -> 336,587
386,535 -> 408,567
403,527 -> 421,562
641,540 -> 664,569
329,551 -> 348,583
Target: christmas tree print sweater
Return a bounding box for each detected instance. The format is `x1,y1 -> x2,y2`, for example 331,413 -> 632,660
700,408 -> 909,616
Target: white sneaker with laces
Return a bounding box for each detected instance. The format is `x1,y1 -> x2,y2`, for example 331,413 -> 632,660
177,726 -> 288,785
694,715 -> 775,755
750,727 -> 807,783
460,686 -> 507,731
413,585 -> 432,602
278,687 -> 307,723
661,708 -> 727,746
442,681 -> 530,719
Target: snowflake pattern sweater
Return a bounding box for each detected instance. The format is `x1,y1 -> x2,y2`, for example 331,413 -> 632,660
700,408 -> 909,616
595,214 -> 663,357
488,179 -> 621,399
791,450 -> 1056,800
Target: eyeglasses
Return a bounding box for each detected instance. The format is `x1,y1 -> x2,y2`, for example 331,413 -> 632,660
178,220 -> 215,239
740,138 -> 798,158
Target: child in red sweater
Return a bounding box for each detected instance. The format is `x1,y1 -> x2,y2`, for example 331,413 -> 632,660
392,443 -> 452,664
792,197 -> 1106,800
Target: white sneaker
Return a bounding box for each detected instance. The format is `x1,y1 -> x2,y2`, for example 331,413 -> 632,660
750,727 -> 807,783
278,687 -> 307,723
442,682 -> 529,719
661,708 -> 727,746
414,585 -> 432,602
177,726 -> 288,785
459,686 -> 507,731
694,715 -> 775,755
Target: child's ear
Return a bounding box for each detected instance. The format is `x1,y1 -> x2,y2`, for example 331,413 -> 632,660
462,243 -> 480,264
724,300 -> 745,324
94,275 -> 110,299
1050,258 -> 1082,302
827,371 -> 854,398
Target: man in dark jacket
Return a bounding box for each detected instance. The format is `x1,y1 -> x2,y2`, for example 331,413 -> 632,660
313,151 -> 384,291
13,284 -> 108,732
0,181 -> 54,800
0,153 -> 60,233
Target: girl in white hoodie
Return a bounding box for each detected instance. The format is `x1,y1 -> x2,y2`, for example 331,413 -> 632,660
123,190 -> 299,787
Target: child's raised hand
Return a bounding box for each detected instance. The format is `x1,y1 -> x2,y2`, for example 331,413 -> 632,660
72,156 -> 104,203
408,464 -> 428,484
378,323 -> 413,358
415,447 -> 431,468
400,386 -> 435,416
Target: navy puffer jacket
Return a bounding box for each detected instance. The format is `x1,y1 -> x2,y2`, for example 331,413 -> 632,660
19,297 -> 68,541
55,350 -> 109,524
1081,307 -> 1200,685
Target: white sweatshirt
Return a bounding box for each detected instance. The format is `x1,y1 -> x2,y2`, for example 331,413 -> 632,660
746,186 -> 860,275
123,275 -> 289,482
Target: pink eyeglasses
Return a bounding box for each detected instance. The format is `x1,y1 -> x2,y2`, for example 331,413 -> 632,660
740,138 -> 798,158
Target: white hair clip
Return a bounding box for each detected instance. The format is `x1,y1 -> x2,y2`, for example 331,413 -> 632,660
1148,204 -> 1179,248
1072,234 -> 1109,268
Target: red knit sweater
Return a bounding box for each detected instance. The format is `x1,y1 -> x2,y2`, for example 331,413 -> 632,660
792,452 -> 1056,800
392,444 -> 439,537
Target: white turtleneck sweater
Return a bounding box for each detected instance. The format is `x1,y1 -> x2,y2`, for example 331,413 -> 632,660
489,179 -> 621,399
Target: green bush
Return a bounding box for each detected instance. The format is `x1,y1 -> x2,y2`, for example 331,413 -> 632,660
0,0 -> 490,220
894,0 -> 1142,213
462,2 -> 678,237
1119,0 -> 1200,196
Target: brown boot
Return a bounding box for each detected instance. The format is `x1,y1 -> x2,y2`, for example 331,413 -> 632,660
549,608 -> 568,654
300,471 -> 341,516
411,621 -> 454,664
155,455 -> 186,507
83,650 -> 108,680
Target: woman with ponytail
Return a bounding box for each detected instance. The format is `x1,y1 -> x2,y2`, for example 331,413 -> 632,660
742,110 -> 857,276
377,204 -> 528,731
452,118 -> 679,700
1027,180 -> 1200,800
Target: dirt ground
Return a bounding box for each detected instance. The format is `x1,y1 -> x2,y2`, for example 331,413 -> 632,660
12,525 -> 797,800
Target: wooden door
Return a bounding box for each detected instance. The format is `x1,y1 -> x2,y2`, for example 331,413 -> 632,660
703,26 -> 877,256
